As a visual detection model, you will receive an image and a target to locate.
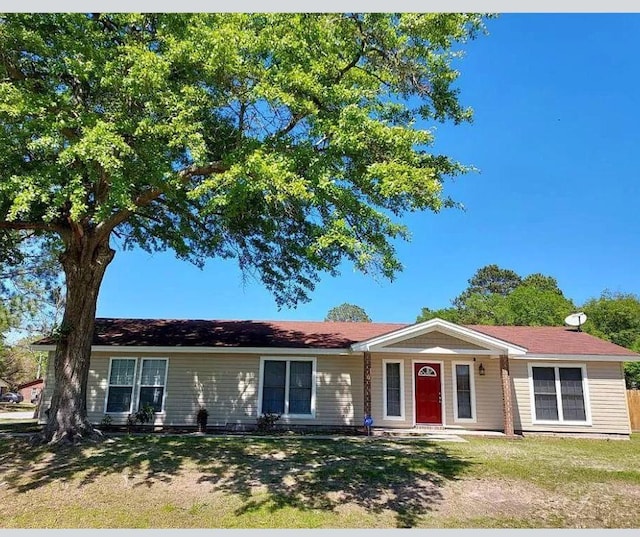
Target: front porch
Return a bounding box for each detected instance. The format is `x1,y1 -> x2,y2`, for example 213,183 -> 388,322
354,319 -> 526,437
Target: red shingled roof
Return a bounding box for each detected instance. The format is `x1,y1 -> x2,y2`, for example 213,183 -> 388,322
468,325 -> 638,356
34,318 -> 638,356
36,318 -> 406,349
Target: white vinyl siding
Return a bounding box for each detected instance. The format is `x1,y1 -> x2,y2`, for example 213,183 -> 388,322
511,360 -> 631,434
371,353 -> 503,430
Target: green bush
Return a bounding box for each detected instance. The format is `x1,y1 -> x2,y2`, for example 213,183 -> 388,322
256,412 -> 281,432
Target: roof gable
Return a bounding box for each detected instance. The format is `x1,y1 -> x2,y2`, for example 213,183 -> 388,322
386,330 -> 486,351
351,318 -> 528,355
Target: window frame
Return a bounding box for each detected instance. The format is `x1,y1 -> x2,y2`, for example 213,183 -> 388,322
528,363 -> 592,426
136,357 -> 170,414
257,357 -> 317,419
104,357 -> 139,415
382,359 -> 405,421
451,360 -> 477,424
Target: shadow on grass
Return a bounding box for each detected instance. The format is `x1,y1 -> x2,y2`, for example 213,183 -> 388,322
0,436 -> 472,527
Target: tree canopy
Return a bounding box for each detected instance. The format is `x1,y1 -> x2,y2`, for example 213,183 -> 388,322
452,263 -> 522,308
325,303 -> 371,322
0,13 -> 486,306
581,291 -> 640,388
418,266 -> 640,388
418,264 -> 574,325
0,13 -> 489,443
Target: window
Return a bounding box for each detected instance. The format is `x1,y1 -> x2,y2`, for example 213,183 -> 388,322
259,358 -> 316,417
106,358 -> 137,413
138,359 -> 168,413
452,362 -> 476,422
105,357 -> 169,414
531,365 -> 589,424
417,366 -> 437,377
383,360 -> 404,420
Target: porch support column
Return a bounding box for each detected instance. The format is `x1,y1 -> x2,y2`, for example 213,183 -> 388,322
364,351 -> 372,418
500,354 -> 516,438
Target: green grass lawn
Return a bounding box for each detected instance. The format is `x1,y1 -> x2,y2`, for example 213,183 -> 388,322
1,432 -> 639,529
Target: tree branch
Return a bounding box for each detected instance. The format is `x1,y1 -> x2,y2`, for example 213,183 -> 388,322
95,161 -> 227,242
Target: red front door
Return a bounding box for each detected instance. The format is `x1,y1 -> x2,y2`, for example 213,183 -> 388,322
415,362 -> 442,424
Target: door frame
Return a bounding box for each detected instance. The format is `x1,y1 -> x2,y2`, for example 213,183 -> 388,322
412,359 -> 446,426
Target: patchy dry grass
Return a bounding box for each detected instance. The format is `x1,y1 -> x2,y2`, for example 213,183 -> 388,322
0,433 -> 639,529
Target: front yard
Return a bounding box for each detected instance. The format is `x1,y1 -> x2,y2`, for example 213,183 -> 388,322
0,432 -> 639,528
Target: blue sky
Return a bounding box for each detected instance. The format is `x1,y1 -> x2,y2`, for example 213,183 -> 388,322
97,13 -> 640,324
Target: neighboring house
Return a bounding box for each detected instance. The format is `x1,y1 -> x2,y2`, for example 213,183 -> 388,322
0,377 -> 9,396
17,379 -> 44,403
35,317 -> 640,437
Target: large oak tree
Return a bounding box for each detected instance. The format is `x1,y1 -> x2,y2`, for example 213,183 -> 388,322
0,13 -> 486,443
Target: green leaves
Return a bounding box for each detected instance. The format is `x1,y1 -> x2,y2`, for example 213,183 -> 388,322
0,13 -> 487,306
418,265 -> 575,326
325,303 -> 371,322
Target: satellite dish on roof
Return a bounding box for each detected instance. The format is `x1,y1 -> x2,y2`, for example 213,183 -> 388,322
565,312 -> 587,331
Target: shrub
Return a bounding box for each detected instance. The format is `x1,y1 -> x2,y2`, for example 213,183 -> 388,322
134,403 -> 155,425
100,414 -> 113,429
197,407 -> 208,432
256,412 -> 281,432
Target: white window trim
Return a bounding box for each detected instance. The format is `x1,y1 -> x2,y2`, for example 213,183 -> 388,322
452,360 -> 477,424
258,356 -> 317,419
104,357 -> 138,415
411,359 -> 446,426
136,357 -> 170,415
382,359 -> 405,421
528,363 -> 592,426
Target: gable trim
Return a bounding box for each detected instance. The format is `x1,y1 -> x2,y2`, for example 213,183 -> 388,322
369,347 -> 496,356
351,318 -> 528,355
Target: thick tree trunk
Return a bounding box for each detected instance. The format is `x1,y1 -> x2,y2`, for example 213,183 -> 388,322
41,233 -> 115,445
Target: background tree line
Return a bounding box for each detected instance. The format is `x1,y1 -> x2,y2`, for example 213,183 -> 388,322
0,233 -> 62,390
417,264 -> 640,388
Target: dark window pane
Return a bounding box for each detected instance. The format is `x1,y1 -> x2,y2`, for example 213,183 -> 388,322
559,368 -> 586,421
264,361 -> 286,387
139,387 -> 164,412
290,361 -> 312,388
289,361 -> 312,414
456,364 -> 472,419
262,387 -> 285,413
533,367 -> 559,420
289,388 -> 311,414
386,363 -> 401,417
106,386 -> 133,413
262,361 -> 286,414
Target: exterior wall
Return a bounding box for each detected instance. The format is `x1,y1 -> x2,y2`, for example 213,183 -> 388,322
18,381 -> 43,403
371,353 -> 504,430
511,359 -> 631,435
38,347 -> 632,436
40,351 -> 363,428
387,331 -> 484,350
